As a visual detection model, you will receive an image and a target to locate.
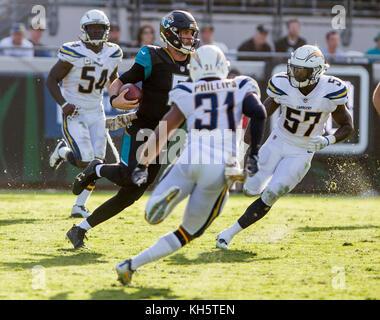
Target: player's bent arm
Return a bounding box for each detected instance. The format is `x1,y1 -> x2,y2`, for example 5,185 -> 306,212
242,93 -> 267,155
244,95 -> 274,145
46,60 -> 77,116
264,97 -> 281,117
373,82 -> 380,115
138,105 -> 186,167
109,63 -> 145,110
331,104 -> 354,143
46,60 -> 73,106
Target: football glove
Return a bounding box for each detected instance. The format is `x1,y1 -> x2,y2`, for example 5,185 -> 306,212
307,135 -> 336,152
245,154 -> 259,177
131,164 -> 148,187
105,112 -> 137,131
224,156 -> 245,185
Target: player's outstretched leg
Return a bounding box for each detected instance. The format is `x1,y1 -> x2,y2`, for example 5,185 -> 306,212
115,228 -> 189,285
216,197 -> 271,249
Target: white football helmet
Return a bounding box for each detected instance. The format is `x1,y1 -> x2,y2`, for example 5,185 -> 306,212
188,45 -> 230,82
287,45 -> 328,88
79,9 -> 110,46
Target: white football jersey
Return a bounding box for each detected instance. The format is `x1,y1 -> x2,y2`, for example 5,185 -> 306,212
168,76 -> 260,162
57,41 -> 122,111
268,72 -> 348,148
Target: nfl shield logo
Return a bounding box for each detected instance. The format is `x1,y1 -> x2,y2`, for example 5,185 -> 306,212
303,98 -> 308,103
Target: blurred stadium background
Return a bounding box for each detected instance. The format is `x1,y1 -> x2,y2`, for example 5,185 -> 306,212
0,0 -> 379,195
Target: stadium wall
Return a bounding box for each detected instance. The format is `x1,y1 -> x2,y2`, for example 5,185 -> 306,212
40,8 -> 380,55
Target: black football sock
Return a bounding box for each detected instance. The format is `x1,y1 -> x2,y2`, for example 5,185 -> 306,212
86,186 -> 145,228
237,197 -> 271,229
67,151 -> 78,167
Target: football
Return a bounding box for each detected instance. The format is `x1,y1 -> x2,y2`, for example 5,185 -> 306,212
119,83 -> 142,101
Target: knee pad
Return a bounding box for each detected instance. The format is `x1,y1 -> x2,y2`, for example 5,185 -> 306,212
261,184 -> 290,206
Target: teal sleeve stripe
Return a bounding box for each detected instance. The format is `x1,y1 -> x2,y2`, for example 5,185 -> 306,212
135,46 -> 152,80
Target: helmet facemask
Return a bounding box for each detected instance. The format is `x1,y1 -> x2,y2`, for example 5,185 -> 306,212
287,63 -> 324,88
81,23 -> 109,46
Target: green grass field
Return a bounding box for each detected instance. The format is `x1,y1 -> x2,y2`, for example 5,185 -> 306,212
0,191 -> 379,300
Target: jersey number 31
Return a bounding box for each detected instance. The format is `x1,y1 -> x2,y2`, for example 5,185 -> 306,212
194,92 -> 236,131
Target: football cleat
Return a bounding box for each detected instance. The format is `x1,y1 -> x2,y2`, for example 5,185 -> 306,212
72,159 -> 103,195
49,139 -> 67,170
71,205 -> 91,218
66,224 -> 88,249
216,233 -> 230,249
145,186 -> 181,225
115,259 -> 135,285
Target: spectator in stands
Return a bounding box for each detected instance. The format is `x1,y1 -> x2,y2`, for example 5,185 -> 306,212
137,24 -> 156,47
237,25 -> 271,61
200,26 -> 228,54
28,24 -> 51,57
321,31 -> 347,64
108,24 -> 131,58
365,32 -> 380,63
0,23 -> 34,57
275,19 -> 306,53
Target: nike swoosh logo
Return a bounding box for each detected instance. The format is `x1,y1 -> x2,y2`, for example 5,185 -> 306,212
141,51 -> 146,55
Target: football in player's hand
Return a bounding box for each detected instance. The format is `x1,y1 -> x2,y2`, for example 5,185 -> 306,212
119,83 -> 142,102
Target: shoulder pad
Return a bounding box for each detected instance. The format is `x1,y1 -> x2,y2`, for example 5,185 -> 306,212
109,45 -> 123,58
267,73 -> 288,97
58,42 -> 86,59
172,83 -> 192,94
324,76 -> 348,100
235,76 -> 260,97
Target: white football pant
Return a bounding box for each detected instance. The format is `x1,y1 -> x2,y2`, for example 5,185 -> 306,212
62,109 -> 107,162
243,130 -> 314,206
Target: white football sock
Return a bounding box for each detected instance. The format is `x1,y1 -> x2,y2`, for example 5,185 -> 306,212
77,219 -> 91,231
95,164 -> 104,178
221,222 -> 243,240
75,189 -> 92,206
58,146 -> 71,159
131,232 -> 182,270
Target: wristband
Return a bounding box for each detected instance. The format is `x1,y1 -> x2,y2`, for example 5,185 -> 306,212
61,101 -> 68,108
325,135 -> 336,145
110,95 -> 118,106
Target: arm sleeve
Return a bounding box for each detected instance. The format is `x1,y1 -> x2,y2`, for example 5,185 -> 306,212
119,46 -> 152,84
118,62 -> 145,84
242,93 -> 267,156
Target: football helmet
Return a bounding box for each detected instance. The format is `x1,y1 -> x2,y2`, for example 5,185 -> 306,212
287,45 -> 328,88
188,45 -> 230,82
160,10 -> 199,54
79,9 -> 110,46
